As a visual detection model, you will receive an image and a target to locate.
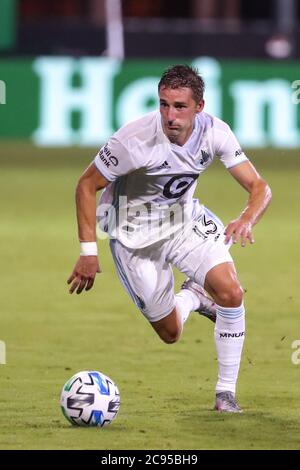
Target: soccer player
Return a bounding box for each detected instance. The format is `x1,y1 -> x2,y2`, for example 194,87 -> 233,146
68,65 -> 271,413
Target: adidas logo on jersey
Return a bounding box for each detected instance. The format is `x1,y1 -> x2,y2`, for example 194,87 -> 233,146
155,160 -> 171,170
235,148 -> 243,157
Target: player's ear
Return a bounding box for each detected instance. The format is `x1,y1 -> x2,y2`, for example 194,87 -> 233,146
196,99 -> 205,113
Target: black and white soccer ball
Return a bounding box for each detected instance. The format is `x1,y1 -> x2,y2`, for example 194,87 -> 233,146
60,370 -> 120,427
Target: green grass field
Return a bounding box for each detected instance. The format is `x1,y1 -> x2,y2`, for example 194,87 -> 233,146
1,142 -> 300,450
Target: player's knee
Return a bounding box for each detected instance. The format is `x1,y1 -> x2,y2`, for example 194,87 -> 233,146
216,284 -> 244,307
154,324 -> 182,344
159,329 -> 181,344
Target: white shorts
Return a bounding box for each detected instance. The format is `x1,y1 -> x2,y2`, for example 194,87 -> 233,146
109,206 -> 233,323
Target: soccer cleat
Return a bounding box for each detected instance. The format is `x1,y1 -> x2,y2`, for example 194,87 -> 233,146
214,391 -> 243,413
181,278 -> 216,323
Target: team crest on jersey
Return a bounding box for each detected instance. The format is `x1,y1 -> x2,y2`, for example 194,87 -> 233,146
198,149 -> 211,166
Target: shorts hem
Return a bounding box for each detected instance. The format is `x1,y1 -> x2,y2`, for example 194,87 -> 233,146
196,256 -> 234,286
144,304 -> 175,324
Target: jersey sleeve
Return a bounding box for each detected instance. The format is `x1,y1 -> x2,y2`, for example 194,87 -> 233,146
94,137 -> 138,181
215,122 -> 249,169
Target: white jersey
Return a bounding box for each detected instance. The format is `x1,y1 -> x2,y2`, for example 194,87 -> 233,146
94,111 -> 248,248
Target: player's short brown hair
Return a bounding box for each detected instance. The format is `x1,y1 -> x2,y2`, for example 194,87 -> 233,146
158,64 -> 205,103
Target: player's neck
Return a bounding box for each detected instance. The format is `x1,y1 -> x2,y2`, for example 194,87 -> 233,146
166,126 -> 193,146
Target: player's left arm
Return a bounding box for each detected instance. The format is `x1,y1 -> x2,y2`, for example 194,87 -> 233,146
225,161 -> 272,246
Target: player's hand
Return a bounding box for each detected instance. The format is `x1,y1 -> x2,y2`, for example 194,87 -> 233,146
224,217 -> 254,247
67,256 -> 101,294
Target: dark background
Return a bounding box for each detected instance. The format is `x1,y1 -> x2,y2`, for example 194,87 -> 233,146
2,0 -> 299,58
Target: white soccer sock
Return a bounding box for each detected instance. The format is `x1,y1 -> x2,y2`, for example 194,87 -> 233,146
214,304 -> 245,395
175,289 -> 199,325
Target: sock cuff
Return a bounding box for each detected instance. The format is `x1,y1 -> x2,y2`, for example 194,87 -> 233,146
176,289 -> 199,312
216,303 -> 245,321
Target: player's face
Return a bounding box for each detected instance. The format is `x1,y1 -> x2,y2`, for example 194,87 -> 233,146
159,86 -> 204,146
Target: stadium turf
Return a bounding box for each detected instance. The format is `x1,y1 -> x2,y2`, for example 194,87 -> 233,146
0,143 -> 299,449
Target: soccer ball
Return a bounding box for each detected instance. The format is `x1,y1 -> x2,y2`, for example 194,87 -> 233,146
60,370 -> 120,427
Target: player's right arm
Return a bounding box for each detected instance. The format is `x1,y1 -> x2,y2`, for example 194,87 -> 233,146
68,132 -> 141,294
67,163 -> 109,295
